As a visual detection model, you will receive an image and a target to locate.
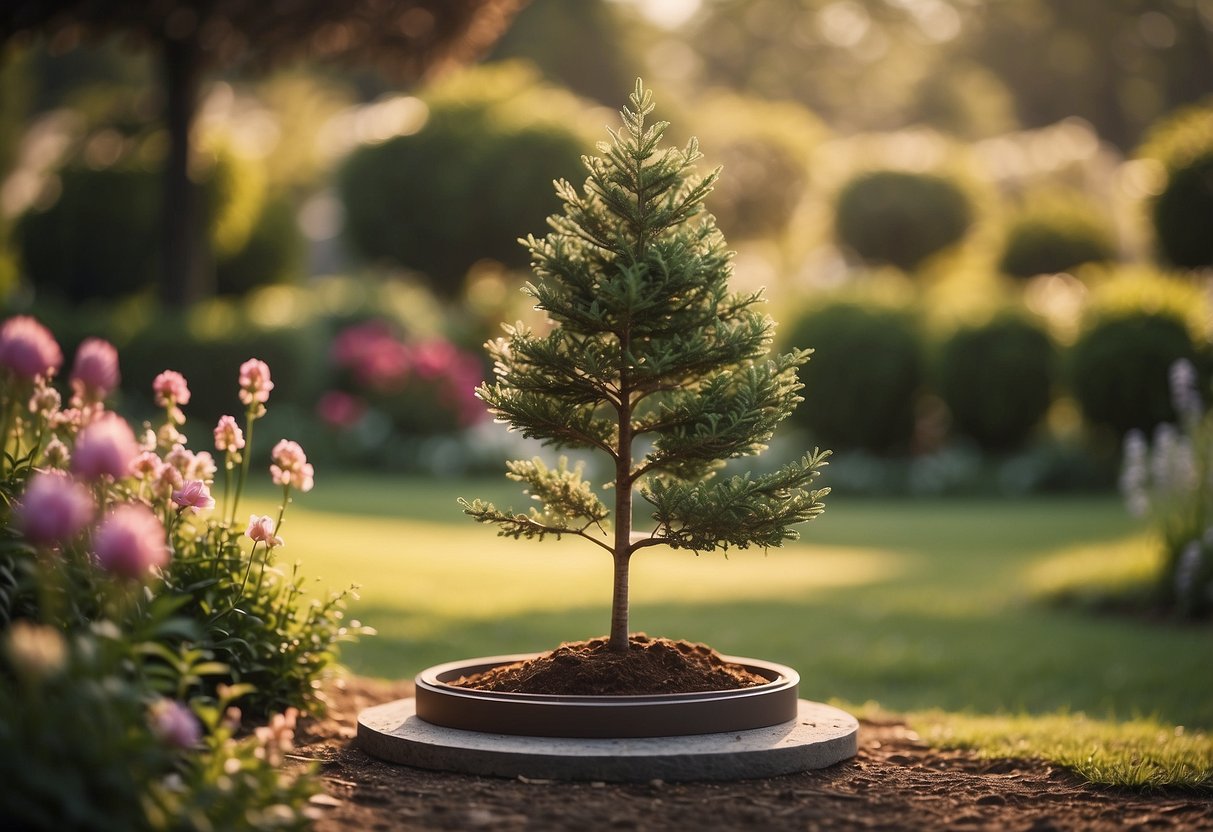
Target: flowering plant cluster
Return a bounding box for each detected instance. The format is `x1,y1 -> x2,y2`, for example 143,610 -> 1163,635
317,319 -> 484,441
1120,358 -> 1213,617
0,315 -> 364,829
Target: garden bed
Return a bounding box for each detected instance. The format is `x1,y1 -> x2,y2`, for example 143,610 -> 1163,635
296,677 -> 1213,831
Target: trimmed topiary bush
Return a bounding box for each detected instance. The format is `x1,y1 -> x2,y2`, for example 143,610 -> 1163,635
18,164 -> 160,300
834,169 -> 972,272
18,141 -> 267,302
338,65 -> 590,299
215,195 -> 304,296
1152,152 -> 1213,269
1137,102 -> 1213,269
785,300 -> 923,454
1069,271 -> 1207,435
998,194 -> 1117,278
937,313 -> 1056,451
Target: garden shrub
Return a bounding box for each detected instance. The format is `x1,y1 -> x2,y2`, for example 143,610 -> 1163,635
1151,152 -> 1213,269
119,309 -> 326,429
936,312 -> 1056,451
17,141 -> 267,302
833,169 -> 972,272
1068,270 -> 1207,436
215,195 -> 305,296
1137,101 -> 1213,269
784,299 -> 923,454
339,63 -> 590,300
998,194 -> 1117,279
0,315 -> 359,827
692,93 -> 821,240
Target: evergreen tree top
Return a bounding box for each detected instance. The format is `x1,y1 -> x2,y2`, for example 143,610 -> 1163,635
463,80 -> 828,653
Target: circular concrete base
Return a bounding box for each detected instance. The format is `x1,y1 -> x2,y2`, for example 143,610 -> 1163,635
357,698 -> 858,782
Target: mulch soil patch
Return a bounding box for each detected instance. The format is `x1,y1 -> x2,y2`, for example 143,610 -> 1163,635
295,677 -> 1213,832
448,634 -> 767,695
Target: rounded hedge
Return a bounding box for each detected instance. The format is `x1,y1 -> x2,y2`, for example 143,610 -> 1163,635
338,89 -> 588,300
936,314 -> 1055,451
18,143 -> 268,302
785,300 -> 923,454
834,170 -> 972,272
998,197 -> 1117,279
1152,151 -> 1213,269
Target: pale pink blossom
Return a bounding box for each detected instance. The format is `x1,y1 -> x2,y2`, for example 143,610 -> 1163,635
188,451 -> 216,482
15,471 -> 95,546
164,444 -> 194,475
139,428 -> 157,452
72,413 -> 140,481
152,370 -> 191,407
149,699 -> 201,749
0,316 -> 62,380
151,462 -> 183,501
69,338 -> 120,401
93,503 -> 169,579
28,381 -> 61,417
156,423 -> 187,449
245,514 -> 283,549
270,439 -> 314,492
254,707 -> 298,765
213,415 -> 245,452
172,480 -> 215,512
238,359 -> 274,409
42,438 -> 70,469
130,451 -> 162,481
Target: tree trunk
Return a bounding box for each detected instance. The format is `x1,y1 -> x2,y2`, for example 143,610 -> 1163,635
609,368 -> 634,653
159,35 -> 211,308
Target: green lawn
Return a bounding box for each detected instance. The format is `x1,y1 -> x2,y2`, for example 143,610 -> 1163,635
248,474 -> 1213,787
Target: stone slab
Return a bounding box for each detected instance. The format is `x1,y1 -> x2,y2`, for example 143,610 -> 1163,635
357,698 -> 858,782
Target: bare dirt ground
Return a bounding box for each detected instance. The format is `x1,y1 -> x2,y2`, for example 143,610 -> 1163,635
294,677 -> 1213,832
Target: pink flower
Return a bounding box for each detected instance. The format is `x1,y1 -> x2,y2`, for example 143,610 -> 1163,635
28,380 -> 61,417
189,451 -> 216,482
72,413 -> 140,481
42,438 -> 70,468
270,439 -> 314,492
238,359 -> 274,407
245,514 -> 283,549
0,316 -> 62,380
70,338 -> 120,400
172,480 -> 215,512
316,390 -> 365,428
93,503 -> 169,579
331,321 -> 410,390
15,472 -> 95,546
152,370 -> 191,408
130,451 -> 162,481
149,699 -> 201,749
213,415 -> 245,452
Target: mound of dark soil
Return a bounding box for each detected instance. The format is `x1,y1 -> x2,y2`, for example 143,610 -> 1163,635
448,634 -> 769,695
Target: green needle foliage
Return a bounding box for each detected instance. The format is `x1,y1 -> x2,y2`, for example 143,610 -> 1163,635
462,80 -> 829,652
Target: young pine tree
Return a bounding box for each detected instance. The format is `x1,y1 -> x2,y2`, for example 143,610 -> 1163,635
462,81 -> 829,654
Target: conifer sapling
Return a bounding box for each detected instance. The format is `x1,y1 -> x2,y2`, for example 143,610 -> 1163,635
461,81 -> 830,654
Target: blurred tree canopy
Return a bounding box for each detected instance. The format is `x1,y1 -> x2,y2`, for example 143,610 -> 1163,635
686,0 -> 1213,149
0,0 -> 524,306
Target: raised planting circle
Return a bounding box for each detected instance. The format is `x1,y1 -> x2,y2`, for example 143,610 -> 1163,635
357,697 -> 859,782
414,654 -> 801,738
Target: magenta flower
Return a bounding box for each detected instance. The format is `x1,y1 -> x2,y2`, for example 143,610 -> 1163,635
172,480 -> 215,512
238,359 -> 274,407
0,316 -> 63,380
213,415 -> 245,452
149,699 -> 201,749
15,472 -> 95,547
316,390 -> 365,428
72,413 -> 140,481
93,503 -> 169,579
270,439 -> 314,492
245,514 -> 283,549
69,338 -> 120,401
